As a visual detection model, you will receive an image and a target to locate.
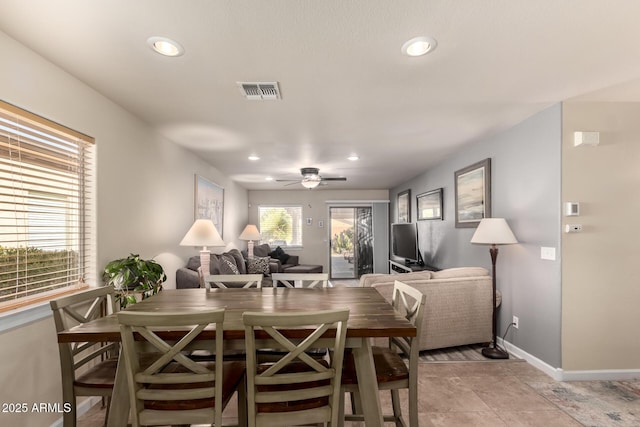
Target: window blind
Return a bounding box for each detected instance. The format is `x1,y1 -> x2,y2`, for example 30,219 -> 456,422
0,101 -> 95,310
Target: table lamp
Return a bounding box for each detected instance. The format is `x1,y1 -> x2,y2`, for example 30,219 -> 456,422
239,224 -> 262,258
471,218 -> 518,359
180,219 -> 225,276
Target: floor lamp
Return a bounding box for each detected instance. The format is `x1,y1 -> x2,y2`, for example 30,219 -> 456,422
239,224 -> 262,258
471,218 -> 518,359
180,219 -> 225,276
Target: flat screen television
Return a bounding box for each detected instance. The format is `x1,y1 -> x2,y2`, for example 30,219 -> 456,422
391,223 -> 423,265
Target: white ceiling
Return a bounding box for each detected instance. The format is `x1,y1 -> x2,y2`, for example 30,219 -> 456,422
1,0 -> 639,190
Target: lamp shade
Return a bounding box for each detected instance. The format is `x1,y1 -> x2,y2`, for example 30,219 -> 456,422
470,218 -> 517,245
239,224 -> 261,241
179,219 -> 225,247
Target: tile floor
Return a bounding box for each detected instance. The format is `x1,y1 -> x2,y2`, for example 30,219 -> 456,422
77,358 -> 637,426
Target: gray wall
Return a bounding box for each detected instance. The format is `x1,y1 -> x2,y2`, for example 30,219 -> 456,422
391,105 -> 563,368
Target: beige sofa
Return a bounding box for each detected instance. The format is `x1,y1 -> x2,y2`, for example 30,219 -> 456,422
360,267 -> 500,351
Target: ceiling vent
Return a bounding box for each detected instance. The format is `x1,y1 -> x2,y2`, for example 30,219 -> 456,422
237,82 -> 281,100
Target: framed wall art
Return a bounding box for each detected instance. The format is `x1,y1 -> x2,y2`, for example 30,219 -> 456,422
454,158 -> 491,228
397,189 -> 411,223
417,188 -> 443,220
195,175 -> 224,236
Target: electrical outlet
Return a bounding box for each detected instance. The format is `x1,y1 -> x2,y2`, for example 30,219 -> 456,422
512,315 -> 519,329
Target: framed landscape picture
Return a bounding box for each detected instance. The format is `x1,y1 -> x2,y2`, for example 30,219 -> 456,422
195,175 -> 224,236
454,158 -> 491,228
417,188 -> 443,220
397,189 -> 411,223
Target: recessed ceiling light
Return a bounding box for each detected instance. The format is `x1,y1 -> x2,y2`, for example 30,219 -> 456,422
265,177 -> 273,181
248,155 -> 260,161
347,155 -> 360,161
147,36 -> 184,57
401,36 -> 437,57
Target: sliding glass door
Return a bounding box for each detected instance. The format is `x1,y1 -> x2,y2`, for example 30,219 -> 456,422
329,207 -> 373,279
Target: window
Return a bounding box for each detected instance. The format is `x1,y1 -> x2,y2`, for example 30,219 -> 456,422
0,101 -> 95,311
258,206 -> 303,247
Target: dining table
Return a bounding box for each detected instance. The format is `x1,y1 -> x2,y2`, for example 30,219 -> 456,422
57,286 -> 416,427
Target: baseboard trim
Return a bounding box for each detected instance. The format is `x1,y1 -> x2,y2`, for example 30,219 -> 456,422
500,338 -> 640,381
50,397 -> 101,427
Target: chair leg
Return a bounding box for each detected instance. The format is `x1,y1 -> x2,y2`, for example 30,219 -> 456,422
390,389 -> 404,427
238,376 -> 248,427
103,397 -> 110,427
337,390 -> 346,427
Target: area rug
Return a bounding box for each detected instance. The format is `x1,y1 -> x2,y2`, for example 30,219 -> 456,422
419,344 -> 520,363
526,379 -> 640,426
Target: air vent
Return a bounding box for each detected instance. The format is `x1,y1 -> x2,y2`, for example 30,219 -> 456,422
237,82 -> 281,100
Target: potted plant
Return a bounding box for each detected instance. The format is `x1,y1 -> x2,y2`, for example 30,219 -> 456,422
103,253 -> 167,308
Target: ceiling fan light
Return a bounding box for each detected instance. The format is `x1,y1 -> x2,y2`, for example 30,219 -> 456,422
301,179 -> 320,189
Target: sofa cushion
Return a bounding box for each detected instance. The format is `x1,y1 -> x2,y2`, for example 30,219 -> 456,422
252,243 -> 272,258
186,255 -> 201,271
430,267 -> 489,279
247,256 -> 270,275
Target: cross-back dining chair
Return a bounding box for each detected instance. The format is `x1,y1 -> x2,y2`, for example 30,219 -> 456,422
203,272 -> 263,290
50,286 -> 120,427
243,308 -> 350,427
271,272 -> 330,288
117,308 -> 246,427
339,280 -> 426,427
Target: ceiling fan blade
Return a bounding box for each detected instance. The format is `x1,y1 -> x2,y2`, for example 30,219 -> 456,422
275,179 -> 299,182
320,177 -> 347,181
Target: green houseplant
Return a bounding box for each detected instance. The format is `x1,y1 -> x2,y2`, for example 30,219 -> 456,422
103,254 -> 167,308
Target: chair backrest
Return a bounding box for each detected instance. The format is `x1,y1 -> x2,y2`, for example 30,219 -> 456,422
203,274 -> 263,290
271,272 -> 330,288
117,308 -> 227,427
243,308 -> 349,427
391,280 -> 426,366
50,286 -> 120,374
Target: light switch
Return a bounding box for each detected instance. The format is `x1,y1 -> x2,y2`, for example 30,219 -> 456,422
541,247 -> 556,261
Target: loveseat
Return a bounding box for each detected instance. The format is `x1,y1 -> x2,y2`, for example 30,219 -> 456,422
360,267 -> 500,351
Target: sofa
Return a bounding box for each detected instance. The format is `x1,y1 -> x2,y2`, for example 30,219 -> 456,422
359,267 -> 500,351
176,245 -> 301,289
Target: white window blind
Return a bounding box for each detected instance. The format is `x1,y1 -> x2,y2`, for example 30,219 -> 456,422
258,206 -> 303,247
0,101 -> 95,311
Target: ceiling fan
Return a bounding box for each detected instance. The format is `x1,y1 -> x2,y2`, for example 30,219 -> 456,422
276,167 -> 347,189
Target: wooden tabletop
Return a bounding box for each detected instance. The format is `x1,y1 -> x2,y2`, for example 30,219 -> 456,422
58,287 -> 416,343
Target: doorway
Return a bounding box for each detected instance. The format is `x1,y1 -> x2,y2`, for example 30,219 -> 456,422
329,207 -> 373,279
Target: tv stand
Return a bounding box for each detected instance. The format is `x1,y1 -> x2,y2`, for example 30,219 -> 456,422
389,259 -> 437,274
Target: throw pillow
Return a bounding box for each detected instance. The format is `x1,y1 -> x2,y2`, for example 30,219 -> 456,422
247,256 -> 270,276
219,257 -> 240,275
268,246 -> 289,264
226,249 -> 247,274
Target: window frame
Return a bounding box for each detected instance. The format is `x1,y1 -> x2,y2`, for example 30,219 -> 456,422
0,100 -> 94,313
258,205 -> 304,249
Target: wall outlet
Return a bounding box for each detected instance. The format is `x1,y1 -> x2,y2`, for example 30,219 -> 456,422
512,315 -> 519,329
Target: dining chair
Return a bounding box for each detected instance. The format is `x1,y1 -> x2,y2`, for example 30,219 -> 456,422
50,286 -> 120,427
203,273 -> 263,290
243,308 -> 350,427
117,308 -> 247,427
271,272 -> 330,288
339,280 -> 426,427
